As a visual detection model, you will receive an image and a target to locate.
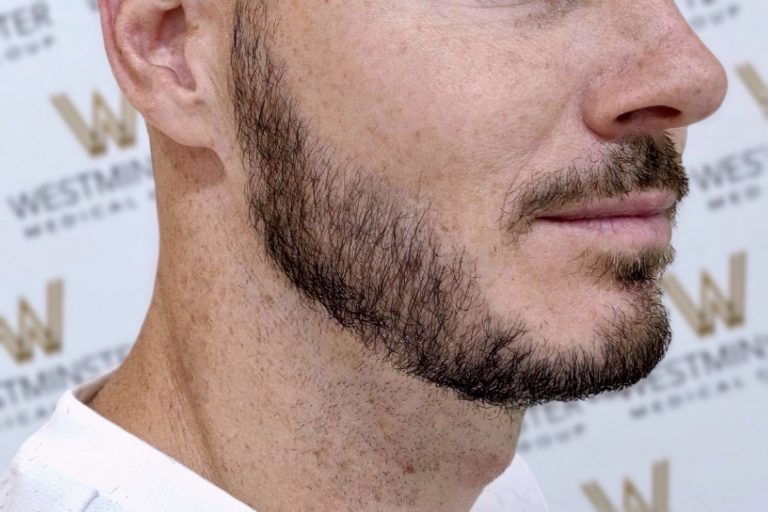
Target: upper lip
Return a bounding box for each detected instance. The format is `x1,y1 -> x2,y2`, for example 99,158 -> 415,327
536,190 -> 678,221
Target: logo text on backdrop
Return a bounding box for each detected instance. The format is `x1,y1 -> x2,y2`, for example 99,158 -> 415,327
738,63 -> 768,119
662,252 -> 746,336
52,92 -> 137,157
582,460 -> 669,512
0,280 -> 63,364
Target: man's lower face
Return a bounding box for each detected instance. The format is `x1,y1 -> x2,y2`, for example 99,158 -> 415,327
232,3 -> 686,409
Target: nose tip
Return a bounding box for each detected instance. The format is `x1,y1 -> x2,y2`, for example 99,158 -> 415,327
581,12 -> 729,142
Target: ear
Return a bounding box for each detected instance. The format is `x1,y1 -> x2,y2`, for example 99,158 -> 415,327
97,0 -> 232,154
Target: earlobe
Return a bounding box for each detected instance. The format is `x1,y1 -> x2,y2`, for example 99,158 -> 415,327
97,0 -> 219,149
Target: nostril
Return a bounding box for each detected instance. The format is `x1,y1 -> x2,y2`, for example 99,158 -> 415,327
647,105 -> 682,118
617,105 -> 682,124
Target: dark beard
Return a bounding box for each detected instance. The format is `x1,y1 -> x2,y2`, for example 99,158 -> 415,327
230,0 -> 686,409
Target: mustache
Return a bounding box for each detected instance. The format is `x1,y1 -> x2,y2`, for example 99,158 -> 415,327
500,133 -> 689,238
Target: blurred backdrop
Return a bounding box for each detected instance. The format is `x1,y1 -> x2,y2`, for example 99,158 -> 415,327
0,0 -> 766,510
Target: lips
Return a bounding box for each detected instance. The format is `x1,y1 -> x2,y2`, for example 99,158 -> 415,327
535,190 -> 678,222
533,190 -> 678,245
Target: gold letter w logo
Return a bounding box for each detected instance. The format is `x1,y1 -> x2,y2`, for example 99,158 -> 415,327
737,63 -> 768,119
0,280 -> 63,364
583,460 -> 669,512
662,252 -> 747,337
52,92 -> 137,157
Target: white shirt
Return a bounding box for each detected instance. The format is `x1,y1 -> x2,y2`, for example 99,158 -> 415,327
0,371 -> 548,511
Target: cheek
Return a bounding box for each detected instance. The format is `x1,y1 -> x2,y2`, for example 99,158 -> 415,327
273,1 -> 579,222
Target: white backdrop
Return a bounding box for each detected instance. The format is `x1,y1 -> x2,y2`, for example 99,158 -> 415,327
0,1 -> 765,510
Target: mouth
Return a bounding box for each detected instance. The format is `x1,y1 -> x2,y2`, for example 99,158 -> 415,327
533,190 -> 678,247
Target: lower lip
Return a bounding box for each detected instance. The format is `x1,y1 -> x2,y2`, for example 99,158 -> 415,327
535,213 -> 672,246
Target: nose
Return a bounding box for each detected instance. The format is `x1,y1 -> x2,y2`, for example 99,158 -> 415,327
581,2 -> 728,141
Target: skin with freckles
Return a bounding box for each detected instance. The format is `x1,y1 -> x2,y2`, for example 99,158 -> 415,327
89,0 -> 727,511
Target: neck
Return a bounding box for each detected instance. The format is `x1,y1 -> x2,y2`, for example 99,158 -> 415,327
89,143 -> 525,512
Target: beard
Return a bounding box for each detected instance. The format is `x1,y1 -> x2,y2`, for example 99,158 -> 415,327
230,0 -> 689,409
